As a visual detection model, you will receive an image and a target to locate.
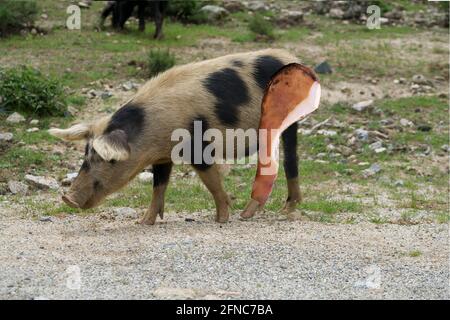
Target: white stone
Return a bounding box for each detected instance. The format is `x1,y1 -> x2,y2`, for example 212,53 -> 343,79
0,132 -> 13,142
30,119 -> 39,125
26,127 -> 39,133
200,5 -> 229,20
6,112 -> 25,123
317,129 -> 337,137
8,180 -> 29,195
24,175 -> 59,190
62,172 -> 78,186
369,141 -> 383,150
400,118 -> 414,127
374,147 -> 386,153
138,172 -> 153,183
352,100 -> 373,112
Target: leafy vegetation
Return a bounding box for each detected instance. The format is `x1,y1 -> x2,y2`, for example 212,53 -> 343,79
248,14 -> 275,40
0,66 -> 67,116
147,49 -> 176,77
0,0 -> 38,37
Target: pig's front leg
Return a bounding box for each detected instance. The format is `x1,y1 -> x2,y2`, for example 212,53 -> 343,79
140,163 -> 173,225
193,164 -> 231,223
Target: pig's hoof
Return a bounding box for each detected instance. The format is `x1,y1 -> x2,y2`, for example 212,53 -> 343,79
139,218 -> 155,225
240,199 -> 260,220
280,199 -> 301,214
216,214 -> 229,223
139,211 -> 158,225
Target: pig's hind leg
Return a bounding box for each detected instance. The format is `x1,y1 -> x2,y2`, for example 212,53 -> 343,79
140,163 -> 173,225
281,122 -> 302,213
193,164 -> 231,223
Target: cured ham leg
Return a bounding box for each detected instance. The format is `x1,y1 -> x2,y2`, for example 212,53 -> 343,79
241,63 -> 321,219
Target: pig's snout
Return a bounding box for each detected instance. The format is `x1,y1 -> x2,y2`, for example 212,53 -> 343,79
62,195 -> 80,208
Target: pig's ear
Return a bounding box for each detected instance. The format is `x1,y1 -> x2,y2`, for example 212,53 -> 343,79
48,123 -> 91,141
92,129 -> 130,161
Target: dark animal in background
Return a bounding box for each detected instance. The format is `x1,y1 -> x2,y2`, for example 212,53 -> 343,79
100,1 -> 167,39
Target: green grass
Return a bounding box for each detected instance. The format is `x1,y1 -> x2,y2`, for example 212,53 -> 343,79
408,250 -> 422,257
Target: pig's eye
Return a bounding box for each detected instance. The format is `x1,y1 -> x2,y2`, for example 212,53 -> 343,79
109,159 -> 117,165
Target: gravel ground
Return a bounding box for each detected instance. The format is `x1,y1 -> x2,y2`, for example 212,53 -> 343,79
0,210 -> 448,300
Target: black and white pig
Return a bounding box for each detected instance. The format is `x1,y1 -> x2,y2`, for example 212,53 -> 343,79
49,49 -> 310,224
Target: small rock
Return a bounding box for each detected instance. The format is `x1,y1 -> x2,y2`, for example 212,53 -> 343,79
29,119 -> 39,125
26,127 -> 39,133
246,1 -> 269,12
6,112 -> 26,123
441,145 -> 450,152
338,146 -> 353,157
67,106 -> 78,116
329,8 -> 345,19
400,118 -> 414,127
277,10 -> 304,26
78,1 -> 90,8
380,119 -> 393,126
394,180 -> 404,187
223,0 -> 244,13
412,74 -> 428,85
61,172 -> 78,186
8,180 -> 28,195
121,81 -> 138,91
314,61 -> 332,74
138,172 -> 153,183
0,132 -> 14,142
352,100 -> 373,112
39,216 -> 52,222
317,129 -> 337,137
100,91 -> 113,100
200,5 -> 229,21
24,175 -> 59,190
369,141 -> 383,150
87,89 -> 97,99
41,13 -> 48,20
31,28 -> 38,35
112,207 -> 138,220
297,128 -> 312,135
374,147 -> 386,153
362,163 -> 381,178
354,128 -> 369,141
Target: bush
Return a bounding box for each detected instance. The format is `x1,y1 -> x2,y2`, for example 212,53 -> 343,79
0,66 -> 67,117
166,0 -> 200,21
0,0 -> 38,37
147,49 -> 176,77
248,14 -> 275,40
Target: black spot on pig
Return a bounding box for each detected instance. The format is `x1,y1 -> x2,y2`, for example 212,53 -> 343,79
105,104 -> 145,143
253,55 -> 285,90
203,68 -> 250,126
153,163 -> 172,187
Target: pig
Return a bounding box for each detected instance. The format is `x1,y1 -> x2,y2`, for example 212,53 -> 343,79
49,49 -> 310,225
